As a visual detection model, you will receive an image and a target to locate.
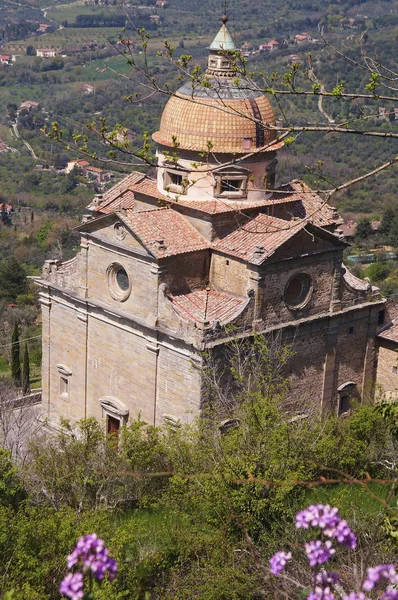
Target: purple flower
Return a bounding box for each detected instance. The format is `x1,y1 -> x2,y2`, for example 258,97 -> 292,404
381,590 -> 398,600
296,504 -> 357,550
269,551 -> 292,575
60,533 -> 118,598
59,572 -> 84,600
305,540 -> 335,567
362,565 -> 397,592
307,570 -> 340,600
344,594 -> 370,600
66,533 -> 118,582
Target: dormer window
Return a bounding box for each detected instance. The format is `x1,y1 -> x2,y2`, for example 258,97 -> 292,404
164,168 -> 187,194
214,167 -> 249,198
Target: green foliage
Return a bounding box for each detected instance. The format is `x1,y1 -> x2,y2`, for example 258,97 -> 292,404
22,343 -> 30,395
0,449 -> 26,509
363,261 -> 390,282
11,322 -> 21,387
35,221 -> 53,248
0,257 -> 27,302
355,217 -> 373,241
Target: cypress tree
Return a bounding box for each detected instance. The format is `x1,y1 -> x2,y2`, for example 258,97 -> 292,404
22,343 -> 30,395
11,323 -> 21,387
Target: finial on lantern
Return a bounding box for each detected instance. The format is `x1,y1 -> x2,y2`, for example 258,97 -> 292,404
221,0 -> 228,23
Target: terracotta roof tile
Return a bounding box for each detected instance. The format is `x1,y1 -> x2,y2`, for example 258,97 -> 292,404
289,180 -> 343,227
214,214 -> 301,264
378,321 -> 398,343
170,289 -> 247,324
92,172 -> 167,214
118,208 -> 209,258
153,91 -> 277,153
99,190 -> 135,214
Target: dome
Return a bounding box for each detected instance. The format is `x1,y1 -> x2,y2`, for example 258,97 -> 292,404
152,79 -> 277,154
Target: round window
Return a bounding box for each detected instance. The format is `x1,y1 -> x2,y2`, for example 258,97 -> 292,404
284,273 -> 312,309
114,222 -> 126,241
107,263 -> 131,301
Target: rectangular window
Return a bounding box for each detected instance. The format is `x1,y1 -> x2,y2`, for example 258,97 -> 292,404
164,170 -> 186,193
220,178 -> 244,193
107,415 -> 120,435
378,310 -> 385,325
242,137 -> 252,150
60,376 -> 69,399
392,365 -> 398,375
348,326 -> 354,335
339,394 -> 351,415
170,172 -> 182,187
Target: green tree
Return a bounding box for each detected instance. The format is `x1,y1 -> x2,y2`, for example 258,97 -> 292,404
0,257 -> 27,302
364,261 -> 390,282
22,343 -> 30,395
26,45 -> 36,56
11,323 -> 21,387
355,217 -> 373,241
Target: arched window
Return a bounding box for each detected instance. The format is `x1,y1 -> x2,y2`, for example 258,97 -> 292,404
337,382 -> 357,416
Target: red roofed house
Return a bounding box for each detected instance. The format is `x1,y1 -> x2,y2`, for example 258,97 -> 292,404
0,56 -> 11,65
36,18 -> 388,432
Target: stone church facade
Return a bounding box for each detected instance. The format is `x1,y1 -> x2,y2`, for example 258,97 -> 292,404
37,19 -> 388,431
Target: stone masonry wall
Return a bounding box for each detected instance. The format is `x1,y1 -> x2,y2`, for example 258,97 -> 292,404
86,239 -> 158,322
260,255 -> 336,327
161,251 -> 210,295
376,341 -> 398,401
210,254 -> 249,297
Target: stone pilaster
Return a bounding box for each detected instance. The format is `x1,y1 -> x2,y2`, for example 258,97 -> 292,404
321,319 -> 339,413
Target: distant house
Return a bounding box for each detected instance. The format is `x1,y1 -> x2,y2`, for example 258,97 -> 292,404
149,14 -> 160,22
83,83 -> 94,95
0,140 -> 11,153
0,55 -> 11,65
289,54 -> 299,63
20,100 -> 40,111
0,203 -> 13,214
37,23 -> 51,33
337,219 -> 380,242
155,0 -> 168,6
37,49 -> 57,58
66,159 -> 105,183
86,166 -> 105,183
66,158 -> 90,173
295,32 -> 312,45
259,39 -> 279,52
336,220 -> 357,242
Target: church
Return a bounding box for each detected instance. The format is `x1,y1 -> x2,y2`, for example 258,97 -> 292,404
36,18 -> 388,432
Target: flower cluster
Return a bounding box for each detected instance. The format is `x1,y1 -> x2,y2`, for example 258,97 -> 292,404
60,533 -> 117,600
362,565 -> 398,600
296,504 -> 357,550
269,504 -> 396,600
307,571 -> 339,600
305,540 -> 335,568
269,551 -> 292,575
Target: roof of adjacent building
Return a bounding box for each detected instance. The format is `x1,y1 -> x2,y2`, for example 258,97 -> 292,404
288,180 -> 343,228
377,321 -> 398,343
214,214 -> 303,264
117,208 -> 209,258
170,288 -> 246,324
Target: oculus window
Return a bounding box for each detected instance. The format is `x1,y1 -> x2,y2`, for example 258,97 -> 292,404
107,263 -> 131,302
284,273 -> 312,309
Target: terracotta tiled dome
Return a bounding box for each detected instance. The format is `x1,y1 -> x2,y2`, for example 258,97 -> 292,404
152,79 -> 276,154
